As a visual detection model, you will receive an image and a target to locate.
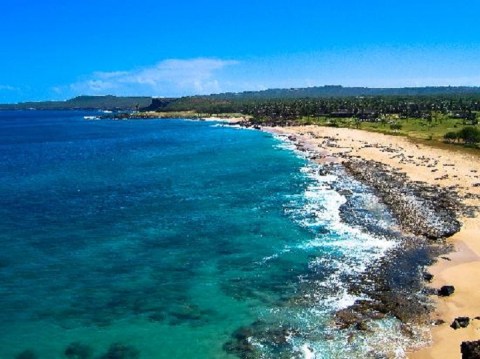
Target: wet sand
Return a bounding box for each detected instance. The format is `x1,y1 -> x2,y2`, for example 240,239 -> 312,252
265,125 -> 480,358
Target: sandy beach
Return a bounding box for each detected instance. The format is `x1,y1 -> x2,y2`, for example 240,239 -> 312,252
266,125 -> 480,358
199,116 -> 248,124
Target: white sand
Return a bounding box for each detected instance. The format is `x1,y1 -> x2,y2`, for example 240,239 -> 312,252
266,126 -> 480,359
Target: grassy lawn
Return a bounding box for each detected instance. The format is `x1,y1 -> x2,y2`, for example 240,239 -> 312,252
360,117 -> 463,141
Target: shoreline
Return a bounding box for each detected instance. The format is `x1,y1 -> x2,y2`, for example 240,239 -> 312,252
88,113 -> 480,356
409,216 -> 480,359
98,111 -> 250,124
263,125 -> 480,358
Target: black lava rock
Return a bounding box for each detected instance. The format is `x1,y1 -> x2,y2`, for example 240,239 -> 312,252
451,317 -> 470,329
342,160 -> 462,239
461,340 -> 480,358
438,285 -> 455,296
423,272 -> 434,282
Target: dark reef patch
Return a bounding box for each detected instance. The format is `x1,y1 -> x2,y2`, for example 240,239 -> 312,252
64,342 -> 94,359
98,343 -> 140,359
15,350 -> 38,359
223,321 -> 300,359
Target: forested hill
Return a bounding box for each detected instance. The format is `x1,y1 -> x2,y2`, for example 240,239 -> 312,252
211,85 -> 480,100
147,86 -> 480,115
143,86 -> 480,112
0,95 -> 152,110
3,87 -> 480,112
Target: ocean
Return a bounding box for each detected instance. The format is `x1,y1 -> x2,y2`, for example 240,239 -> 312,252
0,111 -> 424,358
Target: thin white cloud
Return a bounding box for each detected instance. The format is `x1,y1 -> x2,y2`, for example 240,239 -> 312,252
51,51 -> 480,101
0,85 -> 16,91
67,58 -> 239,97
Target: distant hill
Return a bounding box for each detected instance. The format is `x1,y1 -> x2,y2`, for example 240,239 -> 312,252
153,86 -> 480,113
140,98 -> 178,111
3,86 -> 480,112
207,85 -> 480,100
0,95 -> 152,110
144,86 -> 480,112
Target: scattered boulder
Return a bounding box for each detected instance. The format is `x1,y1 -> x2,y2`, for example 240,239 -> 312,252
451,317 -> 470,330
423,272 -> 434,282
342,159 -> 462,240
438,285 -> 455,297
461,340 -> 480,358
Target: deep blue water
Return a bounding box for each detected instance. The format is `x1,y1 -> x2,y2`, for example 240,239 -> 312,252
0,111 -> 419,358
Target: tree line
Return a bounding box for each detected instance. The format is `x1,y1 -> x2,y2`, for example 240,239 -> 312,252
444,127 -> 480,145
163,95 -> 480,125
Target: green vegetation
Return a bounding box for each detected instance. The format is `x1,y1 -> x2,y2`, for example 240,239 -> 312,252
150,88 -> 480,149
0,95 -> 152,110
190,85 -> 480,101
444,127 -> 480,145
268,113 -> 480,147
3,86 -> 480,149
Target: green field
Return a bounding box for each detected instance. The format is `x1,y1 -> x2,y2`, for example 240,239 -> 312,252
292,113 -> 480,147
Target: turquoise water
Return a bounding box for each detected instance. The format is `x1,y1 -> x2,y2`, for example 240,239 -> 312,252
0,111 -> 418,358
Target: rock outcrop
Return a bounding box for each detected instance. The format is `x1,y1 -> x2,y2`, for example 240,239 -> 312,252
343,159 -> 462,239
461,340 -> 480,358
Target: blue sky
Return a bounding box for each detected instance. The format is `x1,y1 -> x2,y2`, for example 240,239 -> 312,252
1,0 -> 479,102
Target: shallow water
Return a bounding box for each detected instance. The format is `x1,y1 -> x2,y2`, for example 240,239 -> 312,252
0,111 -> 421,358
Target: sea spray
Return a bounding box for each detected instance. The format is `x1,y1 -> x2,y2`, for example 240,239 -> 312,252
248,133 -> 435,358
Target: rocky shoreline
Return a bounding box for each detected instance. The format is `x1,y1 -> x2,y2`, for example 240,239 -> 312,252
272,130 -> 474,352
219,126 -> 472,358
96,116 -> 479,356
289,136 -> 464,285
256,125 -> 480,359
322,166 -> 457,338
342,159 -> 463,240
